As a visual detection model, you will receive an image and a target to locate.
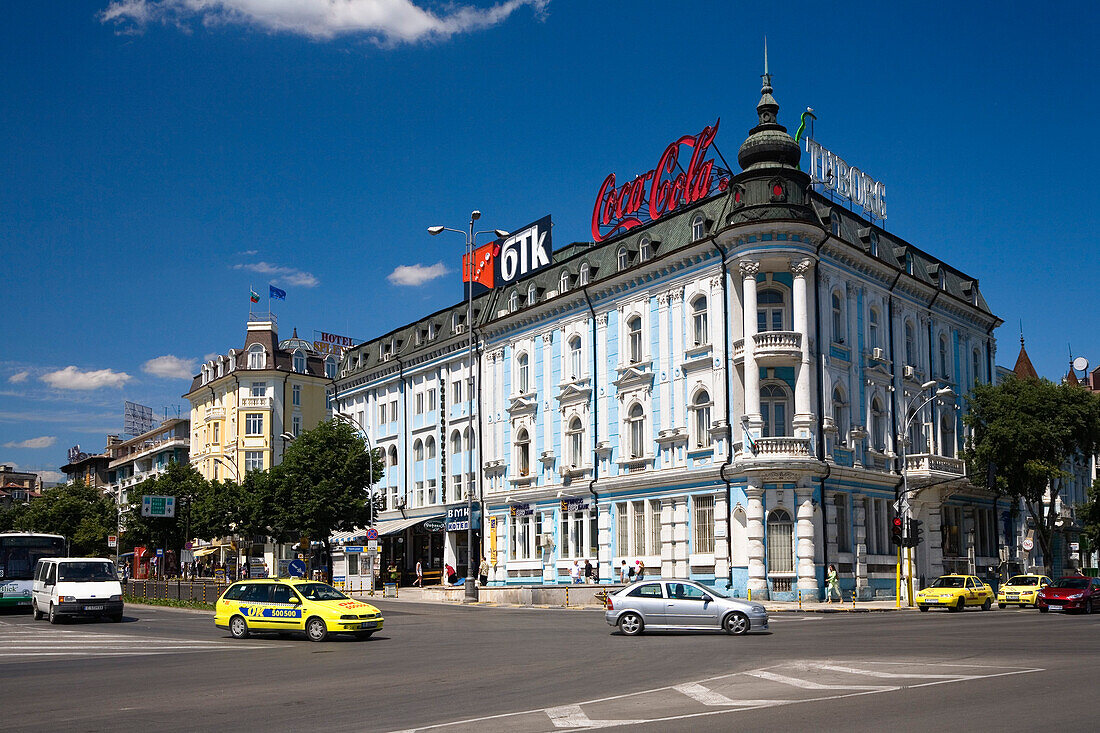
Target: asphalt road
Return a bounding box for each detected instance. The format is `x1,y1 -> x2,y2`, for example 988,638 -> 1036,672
2,600 -> 1097,732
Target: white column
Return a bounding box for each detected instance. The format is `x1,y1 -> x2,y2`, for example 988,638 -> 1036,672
746,480 -> 767,597
791,258 -> 815,437
795,483 -> 816,596
853,496 -> 867,596
741,261 -> 761,429
657,292 -> 672,434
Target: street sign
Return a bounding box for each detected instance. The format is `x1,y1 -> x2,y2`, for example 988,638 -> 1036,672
141,495 -> 176,518
288,559 -> 307,578
367,540 -> 379,553
1023,537 -> 1034,551
366,528 -> 379,541
156,548 -> 164,557
185,541 -> 193,550
1070,542 -> 1080,552
107,535 -> 117,548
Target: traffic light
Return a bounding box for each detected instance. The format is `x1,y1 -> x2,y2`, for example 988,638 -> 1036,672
906,519 -> 924,548
890,514 -> 904,546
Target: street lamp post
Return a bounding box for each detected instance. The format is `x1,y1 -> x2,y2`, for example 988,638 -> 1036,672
429,212 -> 509,604
897,381 -> 955,606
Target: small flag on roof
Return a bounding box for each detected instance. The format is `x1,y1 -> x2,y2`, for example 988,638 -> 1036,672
269,285 -> 287,300
250,289 -> 260,303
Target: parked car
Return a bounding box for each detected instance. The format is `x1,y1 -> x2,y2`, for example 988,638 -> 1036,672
996,574 -> 1051,608
1036,576 -> 1100,614
915,574 -> 993,612
604,579 -> 768,636
32,557 -> 124,623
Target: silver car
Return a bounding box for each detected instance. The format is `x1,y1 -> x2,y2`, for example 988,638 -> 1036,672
604,579 -> 768,636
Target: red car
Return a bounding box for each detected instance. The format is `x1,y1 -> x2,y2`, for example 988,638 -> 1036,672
1037,576 -> 1100,614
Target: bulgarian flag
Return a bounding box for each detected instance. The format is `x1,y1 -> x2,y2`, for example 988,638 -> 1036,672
250,288 -> 260,303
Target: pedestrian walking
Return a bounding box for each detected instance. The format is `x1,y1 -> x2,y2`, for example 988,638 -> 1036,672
826,564 -> 841,603
620,560 -> 629,583
414,559 -> 423,587
634,560 -> 645,581
478,557 -> 490,586
570,560 -> 582,584
584,559 -> 594,584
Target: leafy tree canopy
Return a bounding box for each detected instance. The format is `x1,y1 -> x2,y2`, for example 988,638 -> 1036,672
2,481 -> 115,556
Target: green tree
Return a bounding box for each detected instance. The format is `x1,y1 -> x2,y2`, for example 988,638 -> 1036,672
7,481 -> 116,556
965,377 -> 1100,572
268,420 -> 385,576
120,462 -> 215,556
1078,478 -> 1100,567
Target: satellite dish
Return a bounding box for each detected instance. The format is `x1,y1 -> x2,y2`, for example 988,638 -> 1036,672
1072,356 -> 1089,373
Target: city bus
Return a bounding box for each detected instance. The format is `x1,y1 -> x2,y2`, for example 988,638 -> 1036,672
0,533 -> 66,610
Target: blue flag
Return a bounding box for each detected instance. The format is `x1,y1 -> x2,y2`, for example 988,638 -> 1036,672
269,285 -> 287,300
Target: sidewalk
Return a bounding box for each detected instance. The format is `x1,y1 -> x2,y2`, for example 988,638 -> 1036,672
352,587 -> 914,613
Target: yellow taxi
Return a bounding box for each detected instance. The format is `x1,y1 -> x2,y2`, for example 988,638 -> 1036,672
915,574 -> 994,612
214,578 -> 383,642
996,574 -> 1051,608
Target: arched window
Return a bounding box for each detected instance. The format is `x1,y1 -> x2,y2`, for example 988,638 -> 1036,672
691,296 -> 708,346
516,352 -> 530,393
248,344 -> 265,369
766,509 -> 794,573
451,430 -> 462,462
905,252 -> 914,275
691,214 -> 705,240
568,336 -> 582,379
871,397 -> 886,451
904,322 -> 916,366
509,291 -> 519,312
293,349 -> 306,373
761,384 -> 790,437
972,349 -> 983,386
757,288 -> 785,332
869,307 -> 881,350
639,237 -> 652,261
617,247 -> 628,270
516,428 -> 530,476
869,231 -> 879,257
939,335 -> 950,379
832,387 -> 848,445
940,412 -> 956,457
831,292 -> 844,343
579,263 -> 590,285
413,439 -> 424,464
627,316 -> 643,363
938,270 -> 947,290
463,426 -> 474,455
425,436 -> 436,460
830,211 -> 841,237
567,417 -> 584,467
626,404 -> 646,458
527,284 -> 537,306
559,270 -> 570,293
692,390 -> 712,448
325,356 -> 337,379
216,359 -> 224,378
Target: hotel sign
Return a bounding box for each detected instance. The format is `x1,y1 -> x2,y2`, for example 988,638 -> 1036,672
591,120 -> 728,243
313,331 -> 356,357
804,138 -> 887,220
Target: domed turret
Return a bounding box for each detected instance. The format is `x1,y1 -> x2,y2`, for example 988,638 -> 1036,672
279,327 -> 315,353
737,41 -> 801,172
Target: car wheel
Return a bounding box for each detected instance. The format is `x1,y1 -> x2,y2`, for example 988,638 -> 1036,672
229,615 -> 250,639
48,604 -> 60,625
953,597 -> 965,612
723,612 -> 750,636
306,616 -> 328,642
1085,600 -> 1093,615
981,598 -> 991,612
32,600 -> 43,620
997,603 -> 1005,609
618,612 -> 644,636
1038,606 -> 1048,613
919,605 -> 929,612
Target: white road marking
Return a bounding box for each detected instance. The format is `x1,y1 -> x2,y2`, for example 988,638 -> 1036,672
801,662 -> 971,679
546,704 -> 647,728
0,626 -> 274,661
672,682 -> 788,707
743,669 -> 893,691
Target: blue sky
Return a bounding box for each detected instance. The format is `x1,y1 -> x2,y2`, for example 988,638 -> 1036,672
2,1 -> 1097,481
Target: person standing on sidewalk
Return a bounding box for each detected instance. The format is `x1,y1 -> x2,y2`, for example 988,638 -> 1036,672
414,559 -> 423,587
570,560 -> 582,584
478,557 -> 490,586
619,560 -> 629,583
825,564 -> 841,603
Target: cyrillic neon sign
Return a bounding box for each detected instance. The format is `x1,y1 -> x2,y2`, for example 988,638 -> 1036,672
804,138 -> 887,220
591,120 -> 727,243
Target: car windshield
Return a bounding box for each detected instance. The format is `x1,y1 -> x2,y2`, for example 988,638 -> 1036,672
293,582 -> 347,601
930,577 -> 966,589
57,562 -> 115,582
1007,576 -> 1040,586
1051,578 -> 1089,589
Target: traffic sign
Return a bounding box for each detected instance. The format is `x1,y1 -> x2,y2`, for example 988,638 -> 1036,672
1023,537 -> 1034,551
107,535 -> 117,548
141,495 -> 176,518
156,548 -> 164,557
366,528 -> 379,541
367,540 -> 379,553
288,559 -> 307,578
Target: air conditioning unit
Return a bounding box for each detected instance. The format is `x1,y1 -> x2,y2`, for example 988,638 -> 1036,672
454,324 -> 466,334
903,365 -> 916,379
539,533 -> 556,549
382,353 -> 393,362
871,347 -> 885,361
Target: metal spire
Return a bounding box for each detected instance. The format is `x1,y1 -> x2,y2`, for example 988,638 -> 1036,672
762,36 -> 771,89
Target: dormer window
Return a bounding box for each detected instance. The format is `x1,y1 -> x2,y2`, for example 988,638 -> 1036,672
427,322 -> 435,340
579,263 -> 590,285
905,252 -> 914,275
325,356 -> 337,379
527,284 -> 537,306
938,270 -> 947,290
830,211 -> 841,237
691,215 -> 705,241
559,270 -> 570,293
292,349 -> 306,373
617,247 -> 628,270
869,231 -> 879,257
509,291 -> 519,312
639,237 -> 652,261
248,344 -> 265,369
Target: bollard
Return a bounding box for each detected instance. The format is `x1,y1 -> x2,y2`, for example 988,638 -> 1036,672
798,589 -> 803,610
564,586 -> 570,608
852,589 -> 857,610
747,588 -> 752,602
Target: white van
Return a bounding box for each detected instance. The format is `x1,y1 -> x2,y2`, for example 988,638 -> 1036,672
32,557 -> 124,623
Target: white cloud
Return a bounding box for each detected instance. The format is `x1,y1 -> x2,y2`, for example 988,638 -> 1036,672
3,436 -> 57,449
143,355 -> 198,380
40,366 -> 132,390
8,370 -> 29,383
232,261 -> 319,288
237,249 -> 258,256
387,261 -> 449,287
99,0 -> 549,44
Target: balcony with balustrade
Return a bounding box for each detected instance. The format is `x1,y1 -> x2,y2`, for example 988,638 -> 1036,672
732,331 -> 802,366
733,436 -> 817,467
903,453 -> 967,487
240,396 -> 273,409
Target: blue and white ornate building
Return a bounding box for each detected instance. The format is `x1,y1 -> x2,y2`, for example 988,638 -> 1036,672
335,69 -> 1006,599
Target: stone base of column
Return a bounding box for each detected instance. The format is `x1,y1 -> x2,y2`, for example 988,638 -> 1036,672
747,578 -> 769,600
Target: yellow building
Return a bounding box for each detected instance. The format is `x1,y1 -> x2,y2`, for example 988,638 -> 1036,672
185,316 -> 336,482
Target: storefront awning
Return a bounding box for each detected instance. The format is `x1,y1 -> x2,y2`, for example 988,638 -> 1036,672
330,528 -> 367,544
330,514 -> 445,544
192,546 -> 221,558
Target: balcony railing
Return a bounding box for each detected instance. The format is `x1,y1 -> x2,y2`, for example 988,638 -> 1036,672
904,453 -> 965,476
736,436 -> 814,459
240,396 -> 273,409
205,407 -> 225,421
733,331 -> 802,365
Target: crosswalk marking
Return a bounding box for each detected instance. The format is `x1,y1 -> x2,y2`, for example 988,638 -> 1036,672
802,662 -> 971,680
672,682 -> 789,707
0,626 -> 273,662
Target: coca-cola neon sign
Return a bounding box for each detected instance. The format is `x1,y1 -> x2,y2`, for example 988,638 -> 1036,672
591,119 -> 728,243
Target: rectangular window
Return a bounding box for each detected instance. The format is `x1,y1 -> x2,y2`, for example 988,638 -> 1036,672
292,384 -> 301,406
616,502 -> 628,557
648,500 -> 662,556
347,553 -> 359,576
390,400 -> 398,423
379,404 -> 386,425
452,380 -> 462,405
836,495 -> 851,552
245,413 -> 263,436
415,481 -> 424,507
631,501 -> 645,556
250,382 -> 266,397
427,479 -> 437,505
427,389 -> 436,411
693,495 -> 715,553
245,451 -> 263,472
212,422 -> 220,443
292,415 -> 301,437
415,392 -> 424,415
589,511 -> 598,558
